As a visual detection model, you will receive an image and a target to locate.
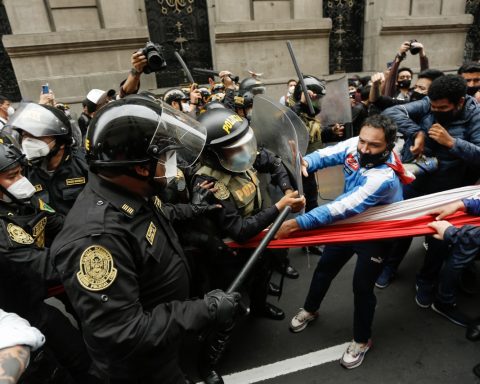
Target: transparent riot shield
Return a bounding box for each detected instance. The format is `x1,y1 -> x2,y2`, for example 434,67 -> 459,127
318,74 -> 352,137
250,95 -> 308,195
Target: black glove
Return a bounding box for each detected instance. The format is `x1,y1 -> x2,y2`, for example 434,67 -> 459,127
206,234 -> 237,259
191,184 -> 220,216
204,289 -> 241,328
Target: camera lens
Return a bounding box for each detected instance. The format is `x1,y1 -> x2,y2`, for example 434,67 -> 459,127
147,51 -> 164,70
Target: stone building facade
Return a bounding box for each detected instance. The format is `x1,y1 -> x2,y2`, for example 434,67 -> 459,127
0,0 -> 475,112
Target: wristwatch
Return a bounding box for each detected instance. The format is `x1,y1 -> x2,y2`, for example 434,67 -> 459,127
130,67 -> 141,76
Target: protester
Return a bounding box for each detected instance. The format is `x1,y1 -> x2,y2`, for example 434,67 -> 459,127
277,115 -> 410,369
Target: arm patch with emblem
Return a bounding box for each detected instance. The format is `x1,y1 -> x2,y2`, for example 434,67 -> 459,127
213,181 -> 230,200
77,245 -> 117,291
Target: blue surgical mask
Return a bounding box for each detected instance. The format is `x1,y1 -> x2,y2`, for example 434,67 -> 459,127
230,149 -> 252,172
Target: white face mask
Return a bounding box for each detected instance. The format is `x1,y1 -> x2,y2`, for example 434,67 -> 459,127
154,151 -> 177,184
3,176 -> 36,202
288,85 -> 295,95
181,102 -> 190,112
22,138 -> 53,160
7,106 -> 14,117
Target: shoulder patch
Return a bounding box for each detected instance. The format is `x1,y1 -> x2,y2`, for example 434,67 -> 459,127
152,196 -> 162,211
7,223 -> 34,245
145,221 -> 157,246
38,199 -> 55,213
121,203 -> 135,216
76,245 -> 118,291
213,181 -> 230,200
65,177 -> 86,186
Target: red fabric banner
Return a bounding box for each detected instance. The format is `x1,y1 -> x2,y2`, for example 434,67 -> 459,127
226,212 -> 480,249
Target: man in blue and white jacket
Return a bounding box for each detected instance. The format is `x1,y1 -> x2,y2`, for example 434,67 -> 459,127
277,115 -> 411,369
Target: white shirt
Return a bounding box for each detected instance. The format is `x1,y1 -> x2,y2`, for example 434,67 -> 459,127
0,309 -> 45,351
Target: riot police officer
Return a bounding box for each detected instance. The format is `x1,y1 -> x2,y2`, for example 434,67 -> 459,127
51,95 -> 240,384
0,135 -> 98,384
6,102 -> 88,215
191,108 -> 305,383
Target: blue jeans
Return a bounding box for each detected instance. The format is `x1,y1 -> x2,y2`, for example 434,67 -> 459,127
437,244 -> 480,304
303,240 -> 393,343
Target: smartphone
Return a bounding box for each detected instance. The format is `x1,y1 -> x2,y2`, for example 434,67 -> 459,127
41,83 -> 49,94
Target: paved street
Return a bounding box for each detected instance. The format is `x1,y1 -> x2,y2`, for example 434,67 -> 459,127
184,238 -> 480,384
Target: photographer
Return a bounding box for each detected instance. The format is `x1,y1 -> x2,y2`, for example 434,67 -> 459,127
120,42 -> 166,98
383,40 -> 429,101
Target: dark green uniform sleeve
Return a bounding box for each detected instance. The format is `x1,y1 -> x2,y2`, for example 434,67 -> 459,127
192,174 -> 279,243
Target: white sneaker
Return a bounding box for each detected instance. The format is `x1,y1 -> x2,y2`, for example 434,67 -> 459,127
340,339 -> 372,369
289,308 -> 318,333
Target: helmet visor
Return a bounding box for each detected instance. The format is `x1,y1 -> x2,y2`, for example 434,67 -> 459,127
149,102 -> 207,167
251,86 -> 266,95
6,103 -> 69,137
218,127 -> 257,173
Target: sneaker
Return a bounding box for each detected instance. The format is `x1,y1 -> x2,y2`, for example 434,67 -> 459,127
415,282 -> 433,308
290,308 -> 318,333
340,339 -> 372,369
431,301 -> 470,327
375,266 -> 395,289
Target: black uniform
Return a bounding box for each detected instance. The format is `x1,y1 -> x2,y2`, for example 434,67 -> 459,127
51,173 -> 214,383
0,197 -> 97,384
25,147 -> 88,215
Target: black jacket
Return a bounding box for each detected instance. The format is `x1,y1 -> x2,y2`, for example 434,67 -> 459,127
0,197 -> 63,327
51,173 -> 212,383
25,147 -> 89,216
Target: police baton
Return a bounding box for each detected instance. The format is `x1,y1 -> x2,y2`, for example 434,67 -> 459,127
227,206 -> 292,294
286,41 -> 315,116
192,68 -> 240,84
174,51 -> 195,85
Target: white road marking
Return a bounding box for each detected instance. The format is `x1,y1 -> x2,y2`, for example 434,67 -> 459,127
197,342 -> 349,384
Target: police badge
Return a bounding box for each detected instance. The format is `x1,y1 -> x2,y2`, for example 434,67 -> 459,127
213,181 -> 230,200
7,223 -> 34,245
77,245 -> 118,291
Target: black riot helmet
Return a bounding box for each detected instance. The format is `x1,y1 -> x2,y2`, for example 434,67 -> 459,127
197,108 -> 257,173
292,75 -> 326,102
86,95 -> 206,175
239,77 -> 265,96
163,88 -> 188,106
7,102 -> 72,145
0,139 -> 25,174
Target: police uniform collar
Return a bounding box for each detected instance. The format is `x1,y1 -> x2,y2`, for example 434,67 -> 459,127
0,199 -> 35,216
88,172 -> 145,218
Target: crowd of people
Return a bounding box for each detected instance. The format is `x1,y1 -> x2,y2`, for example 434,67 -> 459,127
0,38 -> 480,383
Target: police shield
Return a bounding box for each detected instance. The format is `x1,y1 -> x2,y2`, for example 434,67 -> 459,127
250,95 -> 308,194
318,74 -> 352,131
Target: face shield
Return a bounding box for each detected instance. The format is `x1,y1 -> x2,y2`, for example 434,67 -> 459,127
6,103 -> 69,138
217,127 -> 257,173
148,102 -> 207,168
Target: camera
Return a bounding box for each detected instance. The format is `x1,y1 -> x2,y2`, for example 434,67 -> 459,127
408,39 -> 422,55
141,41 -> 167,74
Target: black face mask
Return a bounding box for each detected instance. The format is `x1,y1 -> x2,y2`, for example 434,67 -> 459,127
357,150 -> 390,168
432,110 -> 458,127
411,91 -> 427,101
397,80 -> 411,89
467,85 -> 480,96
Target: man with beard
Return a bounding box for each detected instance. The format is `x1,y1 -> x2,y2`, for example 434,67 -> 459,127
277,115 -> 409,369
